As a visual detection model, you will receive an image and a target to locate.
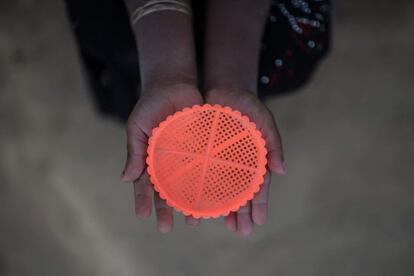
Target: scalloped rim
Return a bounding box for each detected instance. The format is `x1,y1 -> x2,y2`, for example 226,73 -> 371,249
146,104 -> 268,219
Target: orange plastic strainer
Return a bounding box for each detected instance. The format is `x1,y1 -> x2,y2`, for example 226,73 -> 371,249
146,104 -> 267,219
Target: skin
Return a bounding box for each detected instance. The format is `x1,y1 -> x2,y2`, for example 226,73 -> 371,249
122,0 -> 286,236
204,0 -> 286,236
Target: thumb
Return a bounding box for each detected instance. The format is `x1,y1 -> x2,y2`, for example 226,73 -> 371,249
121,95 -> 176,182
121,120 -> 148,182
261,111 -> 286,175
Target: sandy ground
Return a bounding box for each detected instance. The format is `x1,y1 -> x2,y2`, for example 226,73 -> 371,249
0,0 -> 413,275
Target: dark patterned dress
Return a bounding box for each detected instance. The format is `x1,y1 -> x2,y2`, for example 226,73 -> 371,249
65,0 -> 331,121
259,0 -> 330,96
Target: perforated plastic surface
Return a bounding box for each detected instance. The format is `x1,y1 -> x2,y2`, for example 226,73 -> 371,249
146,104 -> 267,218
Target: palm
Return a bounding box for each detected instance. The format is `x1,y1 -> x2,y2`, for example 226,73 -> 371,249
205,89 -> 286,236
122,84 -> 203,233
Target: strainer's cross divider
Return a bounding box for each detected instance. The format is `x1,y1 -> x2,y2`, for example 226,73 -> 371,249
157,156 -> 201,189
154,149 -> 258,173
151,109 -> 260,212
210,129 -> 251,156
194,110 -> 221,208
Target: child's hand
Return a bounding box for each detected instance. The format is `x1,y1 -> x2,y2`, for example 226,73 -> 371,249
121,83 -> 203,233
205,88 -> 286,236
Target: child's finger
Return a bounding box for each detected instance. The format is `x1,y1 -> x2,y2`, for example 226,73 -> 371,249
133,172 -> 153,218
224,212 -> 237,232
260,111 -> 286,175
122,98 -> 174,183
237,203 -> 253,237
154,192 -> 174,234
122,120 -> 148,182
252,171 -> 271,225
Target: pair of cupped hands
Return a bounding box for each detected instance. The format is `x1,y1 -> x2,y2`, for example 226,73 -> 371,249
121,83 -> 286,237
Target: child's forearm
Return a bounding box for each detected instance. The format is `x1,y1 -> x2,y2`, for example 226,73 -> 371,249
124,0 -> 197,92
204,0 -> 271,94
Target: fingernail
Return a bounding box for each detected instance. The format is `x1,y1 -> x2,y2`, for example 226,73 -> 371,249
135,206 -> 151,219
281,161 -> 287,173
158,223 -> 172,234
273,165 -> 286,175
226,223 -> 237,232
238,227 -> 253,237
121,171 -> 129,181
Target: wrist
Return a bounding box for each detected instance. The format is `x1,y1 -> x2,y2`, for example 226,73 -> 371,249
144,81 -> 199,98
205,82 -> 258,96
204,0 -> 271,95
205,87 -> 257,102
131,11 -> 198,92
142,74 -> 197,93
